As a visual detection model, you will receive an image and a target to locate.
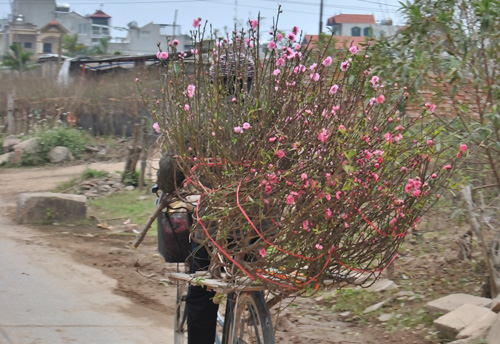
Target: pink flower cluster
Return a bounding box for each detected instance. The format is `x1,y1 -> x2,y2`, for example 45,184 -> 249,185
404,178 -> 422,197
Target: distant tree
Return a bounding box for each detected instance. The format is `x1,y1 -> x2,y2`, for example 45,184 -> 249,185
63,34 -> 85,56
1,44 -> 34,72
92,37 -> 110,55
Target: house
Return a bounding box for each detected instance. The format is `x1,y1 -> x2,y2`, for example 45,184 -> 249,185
327,14 -> 375,37
0,1 -> 113,58
303,13 -> 401,50
327,13 -> 402,38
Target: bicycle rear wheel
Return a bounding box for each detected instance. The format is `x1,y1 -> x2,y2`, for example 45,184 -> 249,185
174,281 -> 188,344
223,291 -> 275,344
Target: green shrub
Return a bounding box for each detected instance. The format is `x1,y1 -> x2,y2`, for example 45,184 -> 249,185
34,126 -> 90,163
81,168 -> 109,179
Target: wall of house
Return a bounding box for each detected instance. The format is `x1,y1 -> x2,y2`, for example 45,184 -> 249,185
339,23 -> 373,37
11,0 -> 55,28
55,12 -> 92,47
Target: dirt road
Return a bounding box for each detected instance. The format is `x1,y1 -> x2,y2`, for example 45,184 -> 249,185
0,162 -> 173,344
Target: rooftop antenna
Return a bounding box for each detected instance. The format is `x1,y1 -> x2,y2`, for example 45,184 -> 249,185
234,0 -> 238,25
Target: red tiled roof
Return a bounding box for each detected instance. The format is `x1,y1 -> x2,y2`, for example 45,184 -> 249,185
89,10 -> 111,18
327,14 -> 375,25
304,35 -> 369,50
47,20 -> 60,25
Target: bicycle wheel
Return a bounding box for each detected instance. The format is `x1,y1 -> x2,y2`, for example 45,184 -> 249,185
224,291 -> 275,344
174,281 -> 188,344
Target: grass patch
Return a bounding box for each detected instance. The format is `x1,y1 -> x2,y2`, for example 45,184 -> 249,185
81,168 -> 110,179
88,189 -> 156,228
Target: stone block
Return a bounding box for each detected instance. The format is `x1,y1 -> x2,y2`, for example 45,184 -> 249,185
491,295 -> 500,313
456,310 -> 496,339
2,136 -> 21,152
427,293 -> 492,318
434,304 -> 494,339
367,278 -> 398,292
486,313 -> 500,343
0,152 -> 12,165
47,146 -> 71,163
17,192 -> 87,224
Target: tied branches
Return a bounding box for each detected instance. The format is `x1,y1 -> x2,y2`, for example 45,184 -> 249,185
140,13 -> 462,294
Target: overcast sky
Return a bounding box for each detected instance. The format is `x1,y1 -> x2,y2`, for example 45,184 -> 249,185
0,0 -> 407,38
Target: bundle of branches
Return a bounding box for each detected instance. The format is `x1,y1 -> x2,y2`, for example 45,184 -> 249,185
142,14 -> 463,294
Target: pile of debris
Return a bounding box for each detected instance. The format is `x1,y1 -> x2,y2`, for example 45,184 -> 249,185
69,173 -> 132,198
427,293 -> 500,343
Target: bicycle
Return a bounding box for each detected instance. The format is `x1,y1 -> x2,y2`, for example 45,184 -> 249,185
169,267 -> 276,344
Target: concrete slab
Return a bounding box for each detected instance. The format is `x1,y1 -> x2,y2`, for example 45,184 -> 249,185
434,304 -> 494,339
427,293 -> 492,318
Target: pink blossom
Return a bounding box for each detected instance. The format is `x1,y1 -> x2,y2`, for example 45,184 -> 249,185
340,61 -> 350,71
309,63 -> 317,70
292,26 -> 299,35
273,69 -> 281,76
295,44 -> 301,50
269,137 -> 277,142
344,222 -> 349,228
191,48 -> 198,55
317,128 -> 330,143
339,124 -> 346,132
242,122 -> 251,130
135,78 -> 139,82
184,104 -> 190,111
287,194 -> 295,205
172,39 -> 179,45
157,51 -> 168,60
231,97 -> 237,102
301,173 -> 308,180
322,56 -> 332,66
277,33 -> 283,41
277,150 -> 285,158
370,75 -> 379,86
193,18 -> 201,28
325,208 -> 332,219
234,126 -> 243,133
294,65 -> 306,74
336,191 -> 342,199
264,184 -> 272,194
329,84 -> 339,94
460,144 -> 468,152
426,140 -> 434,146
425,102 -> 436,113
443,164 -> 452,170
268,41 -> 276,49
287,32 -> 295,41
303,220 -> 309,230
153,122 -> 161,133
384,133 -> 392,142
276,58 -> 285,67
315,243 -> 323,249
187,84 -> 195,98
259,248 -> 267,257
310,73 -> 320,81
376,95 -> 385,104
250,19 -> 258,30
430,173 -> 437,179
349,46 -> 358,54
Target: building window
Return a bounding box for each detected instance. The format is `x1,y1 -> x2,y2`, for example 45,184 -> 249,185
78,23 -> 89,34
43,42 -> 52,53
351,27 -> 361,37
363,27 -> 372,36
24,42 -> 32,49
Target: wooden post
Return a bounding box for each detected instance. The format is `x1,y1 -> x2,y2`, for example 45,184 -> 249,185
123,123 -> 142,185
138,119 -> 147,191
7,93 -> 15,135
461,185 -> 500,298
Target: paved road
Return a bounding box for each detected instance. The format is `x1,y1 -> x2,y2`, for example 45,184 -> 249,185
0,163 -> 172,344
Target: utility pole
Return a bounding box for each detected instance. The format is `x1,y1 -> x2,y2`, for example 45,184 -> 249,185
319,0 -> 324,35
172,9 -> 177,39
